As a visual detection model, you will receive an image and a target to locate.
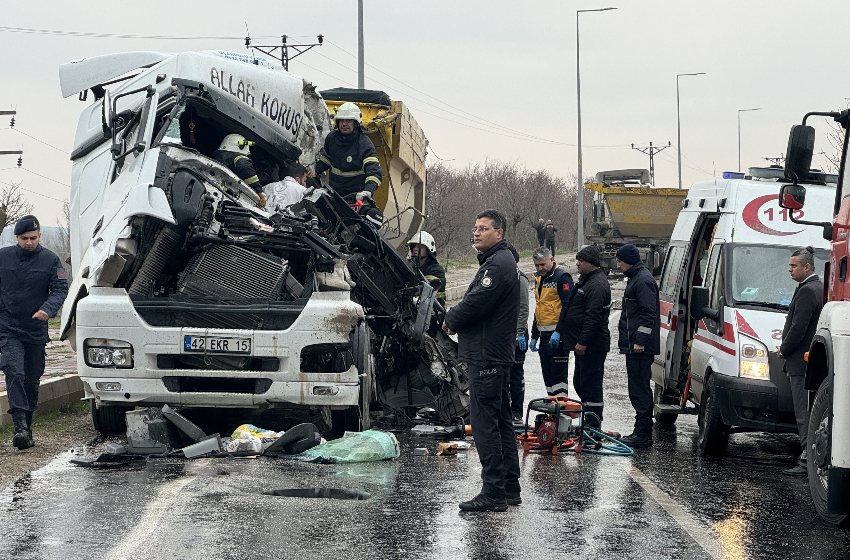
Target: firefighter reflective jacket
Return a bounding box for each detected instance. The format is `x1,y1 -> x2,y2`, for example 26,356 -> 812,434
315,128 -> 383,198
213,150 -> 262,193
531,264 -> 573,338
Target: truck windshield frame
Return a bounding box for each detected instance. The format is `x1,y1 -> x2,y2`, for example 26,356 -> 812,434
727,243 -> 828,311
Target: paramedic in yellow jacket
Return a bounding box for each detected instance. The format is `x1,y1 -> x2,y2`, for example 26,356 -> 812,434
529,247 -> 574,396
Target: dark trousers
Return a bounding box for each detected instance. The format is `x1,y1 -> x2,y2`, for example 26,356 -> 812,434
1,334 -> 47,415
545,238 -> 555,255
537,235 -> 545,248
538,331 -> 569,396
574,351 -> 606,428
626,353 -> 654,437
789,374 -> 810,453
468,363 -> 521,499
509,344 -> 527,419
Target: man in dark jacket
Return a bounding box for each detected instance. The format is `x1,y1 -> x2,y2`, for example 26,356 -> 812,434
314,102 -> 383,200
559,245 -> 610,428
534,219 -> 546,248
616,244 -> 660,448
780,246 -> 823,476
506,243 -> 530,423
444,209 -> 520,512
1,215 -> 68,449
530,247 -> 574,397
544,220 -> 557,255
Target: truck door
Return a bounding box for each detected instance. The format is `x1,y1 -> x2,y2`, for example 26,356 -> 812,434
653,243 -> 688,385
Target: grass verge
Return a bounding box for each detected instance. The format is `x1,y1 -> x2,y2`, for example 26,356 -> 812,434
0,400 -> 89,439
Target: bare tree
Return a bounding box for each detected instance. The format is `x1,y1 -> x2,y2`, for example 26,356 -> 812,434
0,182 -> 34,236
824,99 -> 850,174
43,199 -> 72,274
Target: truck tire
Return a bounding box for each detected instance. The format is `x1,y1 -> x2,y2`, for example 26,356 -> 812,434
807,377 -> 850,527
332,322 -> 373,433
653,383 -> 679,425
90,400 -> 131,434
698,374 -> 729,457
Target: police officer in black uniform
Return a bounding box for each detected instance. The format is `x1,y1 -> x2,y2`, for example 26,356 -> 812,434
2,215 -> 68,449
443,209 -> 520,512
616,244 -> 660,448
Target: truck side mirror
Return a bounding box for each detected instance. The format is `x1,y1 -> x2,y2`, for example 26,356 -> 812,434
690,286 -> 709,321
101,89 -> 114,135
784,125 -> 815,181
778,183 -> 807,210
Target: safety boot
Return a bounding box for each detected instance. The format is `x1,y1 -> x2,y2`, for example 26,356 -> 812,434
11,411 -> 34,450
458,493 -> 508,512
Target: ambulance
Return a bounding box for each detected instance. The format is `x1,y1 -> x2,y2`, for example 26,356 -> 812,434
651,166 -> 834,456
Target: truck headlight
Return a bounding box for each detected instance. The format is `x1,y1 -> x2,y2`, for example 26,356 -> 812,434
85,338 -> 133,369
739,336 -> 769,380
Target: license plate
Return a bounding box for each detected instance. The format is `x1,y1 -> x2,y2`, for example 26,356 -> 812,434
183,335 -> 251,354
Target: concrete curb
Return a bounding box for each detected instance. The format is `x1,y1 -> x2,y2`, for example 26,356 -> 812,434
0,374 -> 84,428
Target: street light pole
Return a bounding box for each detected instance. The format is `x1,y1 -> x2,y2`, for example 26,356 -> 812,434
358,0 -> 365,88
676,72 -> 705,189
576,7 -> 616,250
738,108 -> 761,172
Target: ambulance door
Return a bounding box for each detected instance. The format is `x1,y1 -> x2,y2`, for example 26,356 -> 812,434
653,243 -> 689,387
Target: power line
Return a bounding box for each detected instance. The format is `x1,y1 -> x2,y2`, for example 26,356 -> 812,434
0,26 -> 300,41
6,168 -> 71,188
0,178 -> 67,202
10,129 -> 69,154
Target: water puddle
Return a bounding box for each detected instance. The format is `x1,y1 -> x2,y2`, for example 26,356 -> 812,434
266,488 -> 371,500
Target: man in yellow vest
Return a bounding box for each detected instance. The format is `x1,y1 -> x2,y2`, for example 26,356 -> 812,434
530,247 -> 574,396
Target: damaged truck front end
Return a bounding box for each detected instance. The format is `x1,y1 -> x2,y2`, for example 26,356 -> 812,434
59,51 -> 468,433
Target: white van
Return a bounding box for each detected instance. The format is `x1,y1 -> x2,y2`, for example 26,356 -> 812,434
651,167 -> 833,456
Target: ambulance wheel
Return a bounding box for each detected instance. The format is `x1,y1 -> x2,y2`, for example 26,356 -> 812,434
807,377 -> 850,527
653,383 -> 678,424
698,375 -> 729,457
90,400 -> 130,434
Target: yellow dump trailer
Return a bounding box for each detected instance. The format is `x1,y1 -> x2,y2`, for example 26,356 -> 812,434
586,169 -> 687,274
322,89 -> 427,251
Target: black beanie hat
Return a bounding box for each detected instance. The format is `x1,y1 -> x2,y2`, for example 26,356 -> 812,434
14,215 -> 39,236
616,244 -> 641,265
575,245 -> 601,267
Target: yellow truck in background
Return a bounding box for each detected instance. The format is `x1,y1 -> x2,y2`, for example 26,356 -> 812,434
321,88 -> 427,251
586,169 -> 687,275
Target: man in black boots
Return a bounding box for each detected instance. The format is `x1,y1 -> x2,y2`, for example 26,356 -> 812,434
616,244 -> 660,448
1,215 -> 68,450
444,209 -> 520,512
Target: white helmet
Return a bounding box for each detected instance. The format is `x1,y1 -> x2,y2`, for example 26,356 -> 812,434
219,133 -> 253,154
407,231 -> 436,254
334,102 -> 362,125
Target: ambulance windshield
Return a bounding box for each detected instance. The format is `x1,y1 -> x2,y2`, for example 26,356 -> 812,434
730,245 -> 828,308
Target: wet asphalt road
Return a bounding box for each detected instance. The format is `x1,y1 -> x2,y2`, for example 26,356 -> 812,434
2,304 -> 850,559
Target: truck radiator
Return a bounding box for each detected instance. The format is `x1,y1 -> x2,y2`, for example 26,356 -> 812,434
175,244 -> 288,330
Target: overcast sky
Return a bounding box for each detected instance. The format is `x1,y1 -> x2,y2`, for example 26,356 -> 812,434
1,0 -> 848,224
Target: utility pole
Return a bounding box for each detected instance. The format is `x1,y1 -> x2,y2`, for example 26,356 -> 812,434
245,35 -> 323,71
0,112 -> 23,166
358,0 -> 365,88
631,141 -> 671,186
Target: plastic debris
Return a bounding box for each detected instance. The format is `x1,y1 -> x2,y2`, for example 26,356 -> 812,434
182,435 -> 224,458
105,443 -> 127,455
410,423 -> 465,438
296,430 -> 400,464
226,431 -> 263,453
436,442 -> 457,456
230,424 -> 281,441
162,405 -> 207,442
263,423 -> 321,456
414,447 -> 429,456
266,488 -> 371,500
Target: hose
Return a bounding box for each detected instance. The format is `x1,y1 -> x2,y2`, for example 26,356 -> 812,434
580,413 -> 634,456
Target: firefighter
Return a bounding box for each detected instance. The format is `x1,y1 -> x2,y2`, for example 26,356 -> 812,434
407,231 -> 446,308
529,246 -> 574,397
213,134 -> 267,206
315,102 -> 383,201
1,215 -> 68,449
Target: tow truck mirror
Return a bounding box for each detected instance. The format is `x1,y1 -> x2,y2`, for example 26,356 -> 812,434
778,183 -> 807,210
690,286 -> 710,321
101,89 -> 114,135
784,125 -> 815,181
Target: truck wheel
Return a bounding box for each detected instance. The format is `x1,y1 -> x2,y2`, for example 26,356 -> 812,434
807,377 -> 850,527
90,399 -> 130,434
698,375 -> 729,457
332,322 -> 373,433
653,383 -> 679,424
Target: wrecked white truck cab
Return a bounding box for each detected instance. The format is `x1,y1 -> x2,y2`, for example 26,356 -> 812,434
59,51 -> 379,432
